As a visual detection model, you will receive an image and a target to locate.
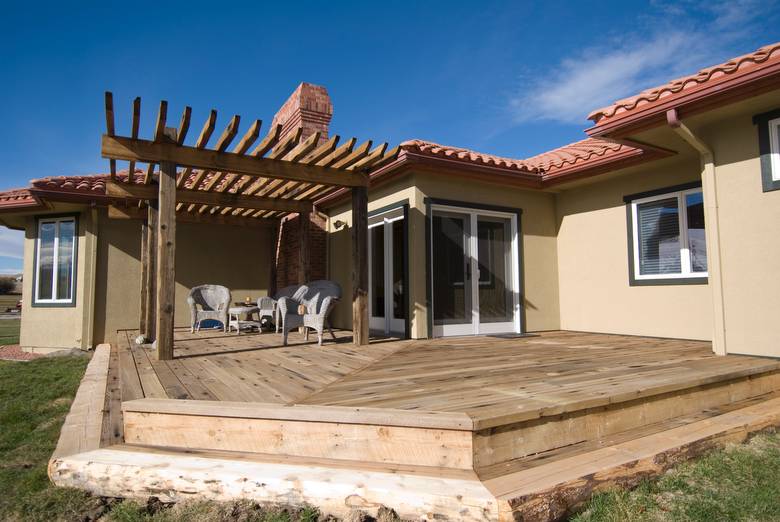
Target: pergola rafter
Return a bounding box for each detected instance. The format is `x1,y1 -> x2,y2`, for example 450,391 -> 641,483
102,92 -> 395,359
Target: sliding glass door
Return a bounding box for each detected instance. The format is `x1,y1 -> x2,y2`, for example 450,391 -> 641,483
431,205 -> 520,336
369,207 -> 406,336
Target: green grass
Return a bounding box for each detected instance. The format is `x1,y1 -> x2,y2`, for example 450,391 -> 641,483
0,319 -> 20,345
572,430 -> 780,522
0,354 -> 93,522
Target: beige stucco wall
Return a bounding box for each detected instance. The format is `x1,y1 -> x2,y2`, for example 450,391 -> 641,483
555,156 -> 713,340
20,208 -> 96,352
694,108 -> 780,357
326,169 -> 560,338
92,211 -> 275,345
16,206 -> 274,349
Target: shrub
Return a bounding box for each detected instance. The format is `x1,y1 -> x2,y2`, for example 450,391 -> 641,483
0,278 -> 15,295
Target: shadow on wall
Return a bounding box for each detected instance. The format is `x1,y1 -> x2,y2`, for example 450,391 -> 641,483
92,212 -> 274,344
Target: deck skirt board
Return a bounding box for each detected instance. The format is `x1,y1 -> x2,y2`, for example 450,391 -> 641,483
122,410 -> 475,469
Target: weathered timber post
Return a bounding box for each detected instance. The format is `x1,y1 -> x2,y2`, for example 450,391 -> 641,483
143,202 -> 158,341
139,219 -> 148,335
351,187 -> 369,345
155,129 -> 178,360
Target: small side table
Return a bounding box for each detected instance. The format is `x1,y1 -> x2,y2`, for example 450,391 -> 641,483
228,305 -> 261,335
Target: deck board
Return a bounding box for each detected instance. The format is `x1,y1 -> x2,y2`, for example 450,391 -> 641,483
117,329 -> 780,423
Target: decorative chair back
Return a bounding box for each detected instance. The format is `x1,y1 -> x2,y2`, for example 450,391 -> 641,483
297,280 -> 342,314
189,284 -> 231,311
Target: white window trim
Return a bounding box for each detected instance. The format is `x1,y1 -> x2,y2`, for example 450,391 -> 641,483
768,116 -> 780,181
34,217 -> 77,305
630,188 -> 708,281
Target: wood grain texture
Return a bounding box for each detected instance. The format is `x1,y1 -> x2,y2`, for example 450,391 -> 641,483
51,344 -> 111,459
154,160 -> 176,360
101,135 -> 369,187
351,186 -> 369,346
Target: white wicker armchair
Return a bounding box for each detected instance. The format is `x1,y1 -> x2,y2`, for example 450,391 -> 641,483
187,284 -> 231,332
257,285 -> 306,333
278,280 -> 341,347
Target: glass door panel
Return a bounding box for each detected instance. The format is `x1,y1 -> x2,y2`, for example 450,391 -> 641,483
432,211 -> 473,336
477,216 -> 515,333
390,219 -> 405,333
430,205 -> 520,337
369,224 -> 385,332
369,208 -> 406,336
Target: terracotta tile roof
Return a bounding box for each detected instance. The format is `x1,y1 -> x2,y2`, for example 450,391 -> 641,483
524,138 -> 632,177
400,140 -> 537,173
0,188 -> 39,210
399,137 -> 643,180
30,170 -> 149,193
588,41 -> 780,125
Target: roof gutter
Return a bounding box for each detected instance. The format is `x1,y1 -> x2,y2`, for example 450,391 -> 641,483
666,108 -> 727,356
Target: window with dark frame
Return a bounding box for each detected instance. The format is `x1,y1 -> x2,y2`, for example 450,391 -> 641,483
753,108 -> 780,193
626,186 -> 708,284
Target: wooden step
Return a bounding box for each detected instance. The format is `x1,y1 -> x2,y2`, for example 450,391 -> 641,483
484,394 -> 780,521
472,369 -> 780,471
50,393 -> 780,522
122,369 -> 780,474
122,398 -> 475,469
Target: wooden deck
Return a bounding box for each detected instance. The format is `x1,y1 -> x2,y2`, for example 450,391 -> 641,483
51,330 -> 780,521
118,328 -> 779,427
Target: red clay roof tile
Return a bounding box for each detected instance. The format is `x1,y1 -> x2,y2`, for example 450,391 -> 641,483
588,41 -> 780,125
400,137 -> 640,180
400,139 -> 537,173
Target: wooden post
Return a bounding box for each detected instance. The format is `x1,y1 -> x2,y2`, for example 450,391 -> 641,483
155,129 -> 178,360
139,220 -> 148,335
269,222 -> 279,297
298,212 -> 311,284
143,203 -> 158,341
351,187 -> 369,346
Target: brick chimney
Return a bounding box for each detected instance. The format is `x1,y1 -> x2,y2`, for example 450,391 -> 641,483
271,82 -> 333,145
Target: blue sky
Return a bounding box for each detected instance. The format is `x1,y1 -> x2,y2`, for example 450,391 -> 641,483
0,0 -> 778,273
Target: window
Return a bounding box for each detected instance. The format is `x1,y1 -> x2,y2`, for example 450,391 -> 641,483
627,186 -> 707,284
769,117 -> 780,182
34,216 -> 77,305
753,108 -> 780,192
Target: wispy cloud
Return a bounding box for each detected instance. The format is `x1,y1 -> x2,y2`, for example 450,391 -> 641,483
0,229 -> 24,260
510,0 -> 775,124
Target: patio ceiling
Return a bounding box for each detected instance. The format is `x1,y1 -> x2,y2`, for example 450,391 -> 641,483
102,92 -> 398,221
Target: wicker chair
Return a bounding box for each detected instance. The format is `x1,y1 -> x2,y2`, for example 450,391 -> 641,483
187,284 -> 231,332
278,280 -> 341,347
257,284 -> 307,333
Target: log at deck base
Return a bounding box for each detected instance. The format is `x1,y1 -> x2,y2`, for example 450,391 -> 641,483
351,186 -> 368,345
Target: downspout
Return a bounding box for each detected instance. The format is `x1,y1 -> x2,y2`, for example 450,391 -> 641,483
666,109 -> 727,355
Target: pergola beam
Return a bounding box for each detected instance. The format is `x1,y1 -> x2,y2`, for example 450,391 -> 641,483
106,181 -> 313,213
108,204 -> 277,228
102,135 -> 369,187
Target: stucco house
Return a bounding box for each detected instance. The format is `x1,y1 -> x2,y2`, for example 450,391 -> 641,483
0,42 -> 778,360
3,41 -> 778,522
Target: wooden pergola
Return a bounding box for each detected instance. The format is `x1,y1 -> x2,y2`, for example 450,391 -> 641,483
102,92 -> 397,360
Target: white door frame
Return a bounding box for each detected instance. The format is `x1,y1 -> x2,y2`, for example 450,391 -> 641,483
430,203 -> 521,337
368,209 -> 405,336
